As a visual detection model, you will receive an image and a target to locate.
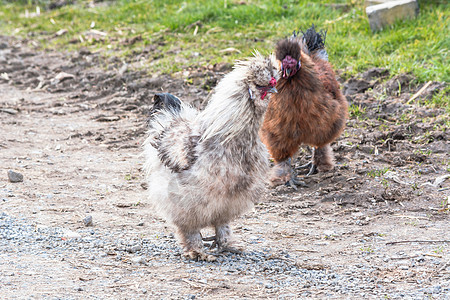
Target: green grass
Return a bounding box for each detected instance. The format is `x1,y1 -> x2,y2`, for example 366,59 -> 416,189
349,103 -> 367,119
420,85 -> 450,113
367,167 -> 390,178
0,0 -> 448,83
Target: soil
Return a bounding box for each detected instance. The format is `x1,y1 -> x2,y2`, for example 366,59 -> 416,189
1,35 -> 449,299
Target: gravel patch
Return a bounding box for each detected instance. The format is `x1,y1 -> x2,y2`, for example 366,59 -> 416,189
1,212 -> 448,299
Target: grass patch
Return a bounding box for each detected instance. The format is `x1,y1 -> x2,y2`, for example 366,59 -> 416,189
367,167 -> 390,178
349,103 -> 366,120
419,85 -> 450,112
0,0 -> 448,83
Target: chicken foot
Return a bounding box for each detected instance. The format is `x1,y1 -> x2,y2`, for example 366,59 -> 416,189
202,225 -> 243,254
215,224 -> 243,254
269,158 -> 306,189
312,144 -> 335,173
297,161 -> 317,176
178,229 -> 217,262
297,145 -> 334,175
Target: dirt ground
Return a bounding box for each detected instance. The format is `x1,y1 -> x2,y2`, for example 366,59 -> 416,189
1,35 -> 449,299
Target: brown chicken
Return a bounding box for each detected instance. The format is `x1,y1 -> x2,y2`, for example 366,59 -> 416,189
260,25 -> 348,187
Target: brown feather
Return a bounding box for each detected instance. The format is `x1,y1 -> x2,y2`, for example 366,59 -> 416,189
260,51 -> 348,168
275,37 -> 301,61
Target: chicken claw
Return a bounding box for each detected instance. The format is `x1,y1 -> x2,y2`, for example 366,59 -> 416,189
184,250 -> 217,262
306,164 -> 317,176
212,224 -> 244,254
297,160 -> 318,177
202,235 -> 216,242
270,158 -> 307,188
269,158 -> 293,186
298,161 -> 313,169
179,230 -> 216,261
218,244 -> 244,254
286,176 -> 308,190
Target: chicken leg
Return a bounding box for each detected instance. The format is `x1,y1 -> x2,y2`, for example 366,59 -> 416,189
312,144 -> 334,173
269,158 -> 306,189
214,224 -> 243,254
177,229 -> 216,261
202,224 -> 243,254
298,145 -> 334,176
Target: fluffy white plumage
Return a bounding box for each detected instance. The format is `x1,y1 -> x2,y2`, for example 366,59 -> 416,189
143,52 -> 278,261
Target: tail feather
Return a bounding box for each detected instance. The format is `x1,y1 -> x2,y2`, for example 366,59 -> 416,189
299,24 -> 328,61
151,93 -> 182,115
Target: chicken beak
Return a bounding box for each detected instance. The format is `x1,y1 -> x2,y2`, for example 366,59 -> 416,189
269,87 -> 278,94
285,69 -> 291,77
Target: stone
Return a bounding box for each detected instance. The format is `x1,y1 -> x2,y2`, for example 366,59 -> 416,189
63,229 -> 81,239
366,0 -> 419,32
7,170 -> 23,183
54,72 -> 75,82
126,244 -> 141,253
83,215 -> 93,227
365,0 -> 392,7
131,256 -> 146,264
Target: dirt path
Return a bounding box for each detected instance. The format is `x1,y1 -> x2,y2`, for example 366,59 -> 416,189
1,36 -> 449,299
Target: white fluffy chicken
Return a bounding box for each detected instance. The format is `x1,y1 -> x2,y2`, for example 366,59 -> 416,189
144,53 -> 278,261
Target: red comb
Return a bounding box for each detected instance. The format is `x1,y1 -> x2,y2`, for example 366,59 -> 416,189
270,77 -> 277,87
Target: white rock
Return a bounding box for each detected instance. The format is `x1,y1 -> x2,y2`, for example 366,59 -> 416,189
54,72 -> 75,81
323,230 -> 335,236
131,256 -> 146,264
365,0 -> 392,7
366,0 -> 419,32
63,230 -> 81,239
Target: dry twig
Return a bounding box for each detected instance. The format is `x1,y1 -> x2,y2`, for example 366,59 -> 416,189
407,81 -> 432,104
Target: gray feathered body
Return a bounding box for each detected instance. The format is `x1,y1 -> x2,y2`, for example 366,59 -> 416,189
143,54 -> 277,259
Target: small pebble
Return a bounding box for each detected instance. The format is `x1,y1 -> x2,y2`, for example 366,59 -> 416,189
433,286 -> 442,294
131,256 -> 146,264
63,230 -> 81,239
127,244 -> 141,253
83,216 -> 93,227
7,170 -> 23,183
323,230 -> 335,236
